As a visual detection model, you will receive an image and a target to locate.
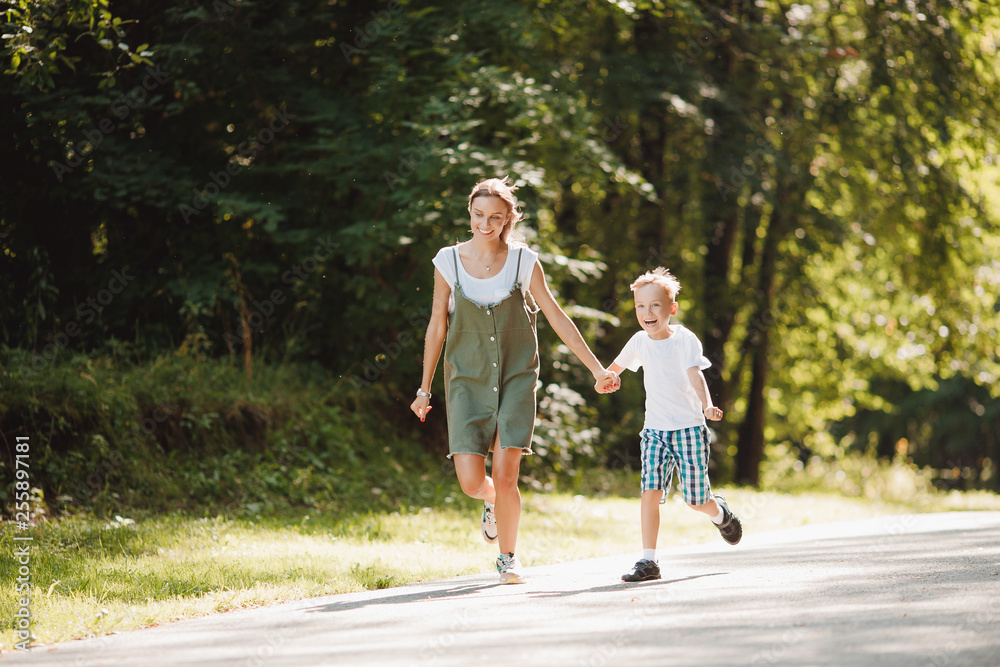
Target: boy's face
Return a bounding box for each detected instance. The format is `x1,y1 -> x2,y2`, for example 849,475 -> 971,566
633,283 -> 678,340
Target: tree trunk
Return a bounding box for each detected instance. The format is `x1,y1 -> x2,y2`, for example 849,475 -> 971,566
696,0 -> 757,416
735,196 -> 785,485
632,12 -> 668,261
702,213 -> 740,400
736,325 -> 769,485
992,415 -> 1000,492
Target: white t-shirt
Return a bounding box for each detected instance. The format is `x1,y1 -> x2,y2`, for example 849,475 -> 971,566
433,243 -> 538,311
613,326 -> 712,432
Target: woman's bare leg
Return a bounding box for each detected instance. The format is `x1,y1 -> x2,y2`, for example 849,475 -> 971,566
452,453 -> 496,504
491,444 -> 523,555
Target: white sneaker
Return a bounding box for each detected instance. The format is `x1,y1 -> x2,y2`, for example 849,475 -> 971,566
496,553 -> 526,584
481,501 -> 498,544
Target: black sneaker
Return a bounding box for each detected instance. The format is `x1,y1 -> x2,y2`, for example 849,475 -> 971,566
713,494 -> 742,545
621,559 -> 661,582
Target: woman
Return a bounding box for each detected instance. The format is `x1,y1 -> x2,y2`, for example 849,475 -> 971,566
410,177 -> 618,583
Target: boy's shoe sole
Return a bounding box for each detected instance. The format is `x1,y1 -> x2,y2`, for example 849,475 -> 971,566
621,559 -> 661,582
714,494 -> 743,545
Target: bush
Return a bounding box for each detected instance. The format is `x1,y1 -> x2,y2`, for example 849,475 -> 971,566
761,442 -> 938,503
0,351 -> 447,516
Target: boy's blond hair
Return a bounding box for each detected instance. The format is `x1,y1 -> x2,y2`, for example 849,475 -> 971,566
630,267 -> 681,302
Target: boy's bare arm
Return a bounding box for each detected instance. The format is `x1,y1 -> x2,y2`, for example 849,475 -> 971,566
687,367 -> 723,421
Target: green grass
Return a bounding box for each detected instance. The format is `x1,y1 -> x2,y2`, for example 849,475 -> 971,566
3,484 -> 999,651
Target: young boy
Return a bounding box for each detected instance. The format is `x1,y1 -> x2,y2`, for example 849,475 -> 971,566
599,267 -> 742,582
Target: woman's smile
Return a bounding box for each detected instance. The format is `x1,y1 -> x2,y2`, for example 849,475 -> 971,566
470,195 -> 509,240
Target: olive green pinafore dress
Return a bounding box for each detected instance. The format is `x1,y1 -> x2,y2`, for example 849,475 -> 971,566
443,248 -> 539,458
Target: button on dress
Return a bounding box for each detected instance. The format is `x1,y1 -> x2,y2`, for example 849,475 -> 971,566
443,248 -> 539,458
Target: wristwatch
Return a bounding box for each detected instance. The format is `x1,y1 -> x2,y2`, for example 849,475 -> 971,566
416,390 -> 432,398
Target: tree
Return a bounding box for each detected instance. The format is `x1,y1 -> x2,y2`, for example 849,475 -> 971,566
2,0 -> 998,488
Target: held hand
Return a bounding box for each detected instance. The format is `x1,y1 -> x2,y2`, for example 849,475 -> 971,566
594,369 -> 620,394
704,406 -> 723,421
410,396 -> 432,422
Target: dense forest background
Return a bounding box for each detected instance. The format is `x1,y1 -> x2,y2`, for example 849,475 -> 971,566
2,0 -> 999,512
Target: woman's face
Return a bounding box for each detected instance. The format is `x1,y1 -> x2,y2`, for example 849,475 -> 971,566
469,195 -> 510,241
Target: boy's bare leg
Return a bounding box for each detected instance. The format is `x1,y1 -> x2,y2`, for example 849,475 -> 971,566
687,497 -> 720,518
691,494 -> 742,544
640,489 -> 663,549
622,489 -> 665,581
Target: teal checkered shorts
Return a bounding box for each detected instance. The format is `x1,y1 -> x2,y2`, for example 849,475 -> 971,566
639,426 -> 712,505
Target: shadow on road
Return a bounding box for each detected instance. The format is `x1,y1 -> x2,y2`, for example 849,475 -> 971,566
528,572 -> 726,599
303,581 -> 501,614
302,571 -> 727,614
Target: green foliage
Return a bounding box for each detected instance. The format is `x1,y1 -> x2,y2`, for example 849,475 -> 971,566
1,0 -> 152,90
762,446 -> 939,505
523,381 -> 602,487
1,0 -> 998,489
831,376 -> 1000,491
0,353 -> 446,515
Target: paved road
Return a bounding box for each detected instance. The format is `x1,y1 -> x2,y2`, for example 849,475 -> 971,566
6,512 -> 1000,667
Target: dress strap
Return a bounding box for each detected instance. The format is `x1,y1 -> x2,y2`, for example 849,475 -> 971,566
514,248 -> 523,286
452,248 -> 461,289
